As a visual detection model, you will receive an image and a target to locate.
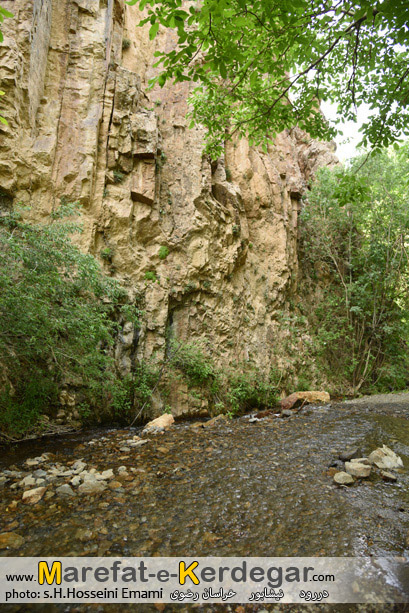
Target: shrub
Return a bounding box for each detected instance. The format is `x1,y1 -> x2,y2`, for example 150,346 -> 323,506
113,170 -> 125,184
0,205 -> 135,436
108,362 -> 159,421
144,271 -> 157,282
169,340 -> 215,387
158,245 -> 169,260
122,37 -> 131,50
100,247 -> 113,261
225,368 -> 278,415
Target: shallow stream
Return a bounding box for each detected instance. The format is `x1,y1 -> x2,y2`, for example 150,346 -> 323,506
3,393 -> 409,611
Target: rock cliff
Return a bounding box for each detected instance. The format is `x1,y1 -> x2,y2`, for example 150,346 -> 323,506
0,0 -> 337,415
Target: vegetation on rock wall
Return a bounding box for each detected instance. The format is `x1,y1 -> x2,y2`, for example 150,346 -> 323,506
167,339 -> 279,416
0,205 -> 139,437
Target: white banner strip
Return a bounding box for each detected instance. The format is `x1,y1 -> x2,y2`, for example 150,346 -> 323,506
1,557 -> 409,603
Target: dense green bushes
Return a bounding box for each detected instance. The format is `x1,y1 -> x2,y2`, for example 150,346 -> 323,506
299,144 -> 409,394
0,205 -> 139,436
168,339 -> 279,415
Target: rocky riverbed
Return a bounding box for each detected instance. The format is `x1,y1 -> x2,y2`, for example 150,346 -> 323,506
3,394 -> 409,612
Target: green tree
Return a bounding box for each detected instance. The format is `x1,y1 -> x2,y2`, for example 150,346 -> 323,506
300,143 -> 409,393
128,0 -> 409,157
0,205 -> 138,435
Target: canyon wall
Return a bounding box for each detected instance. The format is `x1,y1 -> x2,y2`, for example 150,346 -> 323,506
0,0 -> 337,415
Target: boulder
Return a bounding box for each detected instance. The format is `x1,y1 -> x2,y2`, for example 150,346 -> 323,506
280,391 -> 330,411
22,486 -> 47,505
345,461 -> 371,478
143,413 -> 175,434
368,445 -> 403,470
333,472 -> 354,485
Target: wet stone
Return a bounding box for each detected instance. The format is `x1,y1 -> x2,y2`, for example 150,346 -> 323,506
0,532 -> 25,550
339,447 -> 363,461
78,480 -> 107,495
22,486 -> 47,505
56,484 -> 75,497
381,471 -> 397,482
281,410 -> 293,418
334,471 -> 354,485
345,462 -> 371,478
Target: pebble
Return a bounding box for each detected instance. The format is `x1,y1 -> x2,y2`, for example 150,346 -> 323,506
22,486 -> 47,505
56,484 -> 75,497
339,447 -> 363,461
99,469 -> 114,480
381,471 -> 397,482
72,460 -> 87,474
345,462 -> 371,478
33,469 -> 48,478
281,410 -> 293,418
19,476 -> 36,488
78,480 -> 107,495
334,472 -> 354,485
0,532 -> 25,550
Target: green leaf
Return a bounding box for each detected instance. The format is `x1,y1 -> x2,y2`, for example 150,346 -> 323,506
219,62 -> 227,79
0,8 -> 14,19
149,22 -> 159,39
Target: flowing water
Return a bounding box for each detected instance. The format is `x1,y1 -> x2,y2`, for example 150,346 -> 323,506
2,393 -> 409,611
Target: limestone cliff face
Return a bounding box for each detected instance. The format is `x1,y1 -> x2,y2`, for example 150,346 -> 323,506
0,0 -> 337,415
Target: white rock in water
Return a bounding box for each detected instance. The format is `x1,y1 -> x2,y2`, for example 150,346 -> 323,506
78,480 -> 107,495
143,413 -> 174,434
72,460 -> 87,474
22,486 -> 47,505
345,461 -> 371,478
368,445 -> 403,470
19,476 -> 36,488
334,471 -> 354,485
97,469 -> 114,480
130,440 -> 149,448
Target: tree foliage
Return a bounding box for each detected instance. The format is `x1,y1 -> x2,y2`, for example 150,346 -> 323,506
300,143 -> 409,393
128,0 -> 409,157
0,206 -> 138,435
